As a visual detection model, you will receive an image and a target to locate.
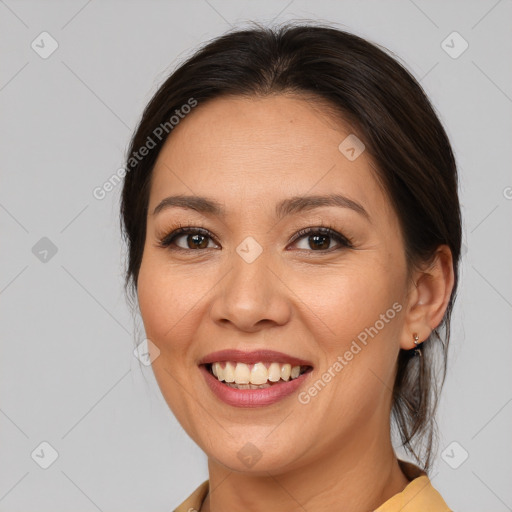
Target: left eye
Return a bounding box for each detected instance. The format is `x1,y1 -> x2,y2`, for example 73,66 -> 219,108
290,228 -> 352,251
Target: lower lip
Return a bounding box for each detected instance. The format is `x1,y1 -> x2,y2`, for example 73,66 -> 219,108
199,364 -> 312,408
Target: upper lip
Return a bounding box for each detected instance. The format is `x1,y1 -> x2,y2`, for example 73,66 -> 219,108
198,349 -> 313,367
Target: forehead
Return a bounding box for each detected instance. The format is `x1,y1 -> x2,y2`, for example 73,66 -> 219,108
149,94 -> 391,221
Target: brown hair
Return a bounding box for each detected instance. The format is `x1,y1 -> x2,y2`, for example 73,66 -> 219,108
120,23 -> 462,473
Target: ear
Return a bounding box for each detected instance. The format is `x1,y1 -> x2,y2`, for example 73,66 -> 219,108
400,245 -> 455,350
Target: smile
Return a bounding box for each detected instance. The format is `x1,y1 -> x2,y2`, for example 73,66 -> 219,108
198,349 -> 314,407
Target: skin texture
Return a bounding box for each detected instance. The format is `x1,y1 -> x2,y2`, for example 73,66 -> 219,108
136,94 -> 454,511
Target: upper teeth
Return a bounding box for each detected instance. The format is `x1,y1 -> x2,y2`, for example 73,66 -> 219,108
211,361 -> 302,385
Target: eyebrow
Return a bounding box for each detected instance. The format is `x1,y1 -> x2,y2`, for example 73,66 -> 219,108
152,193 -> 370,221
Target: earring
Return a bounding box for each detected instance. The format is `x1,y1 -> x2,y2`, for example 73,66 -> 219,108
413,332 -> 422,357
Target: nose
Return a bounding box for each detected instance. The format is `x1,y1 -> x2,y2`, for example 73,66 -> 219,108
209,249 -> 292,333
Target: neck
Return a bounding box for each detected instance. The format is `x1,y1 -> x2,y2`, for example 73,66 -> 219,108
200,418 -> 410,512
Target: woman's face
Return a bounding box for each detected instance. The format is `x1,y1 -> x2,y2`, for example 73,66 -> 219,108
137,94 -> 414,473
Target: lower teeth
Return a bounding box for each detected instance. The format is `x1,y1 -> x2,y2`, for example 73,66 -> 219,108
223,378 -> 301,389
225,382 -> 272,389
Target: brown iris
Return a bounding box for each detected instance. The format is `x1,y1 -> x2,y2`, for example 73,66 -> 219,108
308,234 -> 330,250
187,233 -> 209,249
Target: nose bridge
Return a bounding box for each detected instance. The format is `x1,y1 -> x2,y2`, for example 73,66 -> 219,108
228,239 -> 273,308
210,237 -> 291,331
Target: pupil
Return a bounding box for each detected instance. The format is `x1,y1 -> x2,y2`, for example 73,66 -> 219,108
188,234 -> 208,249
310,234 -> 329,250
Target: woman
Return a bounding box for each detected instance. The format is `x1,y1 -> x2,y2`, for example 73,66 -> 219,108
121,23 -> 460,512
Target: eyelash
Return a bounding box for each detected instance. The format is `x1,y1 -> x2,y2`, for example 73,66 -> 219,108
157,222 -> 354,253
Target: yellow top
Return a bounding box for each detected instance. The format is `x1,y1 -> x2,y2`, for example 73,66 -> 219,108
173,459 -> 452,511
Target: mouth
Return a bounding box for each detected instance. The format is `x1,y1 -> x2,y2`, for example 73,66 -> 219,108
198,350 -> 313,408
197,349 -> 314,407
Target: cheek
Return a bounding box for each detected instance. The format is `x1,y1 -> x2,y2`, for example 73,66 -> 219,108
295,264 -> 400,349
136,250 -> 217,356
290,262 -> 403,407
136,252 -> 209,433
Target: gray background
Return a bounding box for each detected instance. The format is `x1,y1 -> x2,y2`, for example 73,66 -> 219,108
1,0 -> 511,510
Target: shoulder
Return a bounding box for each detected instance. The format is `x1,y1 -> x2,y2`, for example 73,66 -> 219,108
173,479 -> 209,512
375,460 -> 452,512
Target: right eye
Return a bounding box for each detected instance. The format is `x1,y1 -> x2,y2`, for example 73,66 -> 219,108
159,227 -> 220,251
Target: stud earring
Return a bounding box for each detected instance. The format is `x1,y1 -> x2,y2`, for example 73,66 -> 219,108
413,332 -> 422,357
